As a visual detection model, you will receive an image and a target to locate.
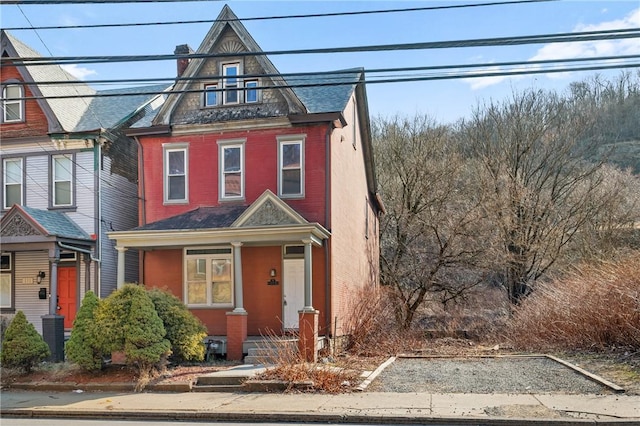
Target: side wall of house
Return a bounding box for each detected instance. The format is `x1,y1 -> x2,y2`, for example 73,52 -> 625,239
329,95 -> 380,336
99,150 -> 139,298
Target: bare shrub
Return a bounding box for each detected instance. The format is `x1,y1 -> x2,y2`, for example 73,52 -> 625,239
342,285 -> 406,356
504,252 -> 640,352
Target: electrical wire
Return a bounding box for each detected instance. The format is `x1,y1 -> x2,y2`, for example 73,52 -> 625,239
4,28 -> 639,66
3,0 -> 556,31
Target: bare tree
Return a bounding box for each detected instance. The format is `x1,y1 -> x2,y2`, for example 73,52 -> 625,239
373,115 -> 493,329
461,88 -> 629,304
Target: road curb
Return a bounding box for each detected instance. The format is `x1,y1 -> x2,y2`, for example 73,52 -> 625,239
4,408 -> 638,425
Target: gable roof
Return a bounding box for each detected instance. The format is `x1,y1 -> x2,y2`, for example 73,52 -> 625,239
0,204 -> 91,241
1,30 -> 96,133
153,5 -> 306,125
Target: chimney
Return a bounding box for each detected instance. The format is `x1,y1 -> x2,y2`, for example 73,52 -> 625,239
174,44 -> 194,78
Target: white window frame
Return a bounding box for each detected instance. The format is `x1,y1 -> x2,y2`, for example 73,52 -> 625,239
222,63 -> 240,105
52,154 -> 74,207
0,253 -> 13,310
218,139 -> 245,201
163,144 -> 189,204
3,158 -> 23,210
277,135 -> 305,198
2,84 -> 23,123
183,247 -> 233,308
204,83 -> 218,107
245,79 -> 259,103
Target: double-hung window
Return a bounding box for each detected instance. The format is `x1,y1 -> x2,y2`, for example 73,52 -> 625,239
3,158 -> 23,209
52,154 -> 73,207
2,84 -> 23,123
204,83 -> 217,107
218,140 -> 244,200
278,136 -> 304,197
164,144 -> 188,203
0,253 -> 12,311
184,248 -> 233,307
245,80 -> 258,103
222,63 -> 240,105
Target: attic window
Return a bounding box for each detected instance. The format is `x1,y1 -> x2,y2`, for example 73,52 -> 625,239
204,83 -> 218,107
2,84 -> 23,123
222,63 -> 239,105
245,80 -> 258,103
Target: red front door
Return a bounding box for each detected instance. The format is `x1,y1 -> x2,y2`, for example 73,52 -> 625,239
57,266 -> 77,329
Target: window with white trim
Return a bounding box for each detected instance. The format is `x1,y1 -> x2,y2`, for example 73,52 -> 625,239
164,145 -> 188,203
278,136 -> 304,197
0,253 -> 13,310
52,154 -> 73,207
3,158 -> 23,209
204,83 -> 218,107
219,140 -> 244,200
245,79 -> 258,103
2,85 -> 23,123
222,63 -> 240,105
184,248 -> 233,307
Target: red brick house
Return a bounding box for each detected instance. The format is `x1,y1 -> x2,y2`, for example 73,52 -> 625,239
108,5 -> 383,361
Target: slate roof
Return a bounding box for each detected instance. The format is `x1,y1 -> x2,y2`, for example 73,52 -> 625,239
74,84 -> 171,132
289,69 -> 362,114
134,205 -> 248,231
20,206 -> 91,240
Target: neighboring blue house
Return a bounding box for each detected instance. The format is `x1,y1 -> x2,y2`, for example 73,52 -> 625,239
0,30 -> 167,360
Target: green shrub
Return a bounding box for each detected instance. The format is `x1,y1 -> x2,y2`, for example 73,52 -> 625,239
123,291 -> 171,373
0,311 -> 50,372
148,288 -> 207,363
65,291 -> 104,371
95,284 -> 171,374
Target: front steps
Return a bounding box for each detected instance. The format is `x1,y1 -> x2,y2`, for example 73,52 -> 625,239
192,364 -> 266,392
243,337 -> 298,365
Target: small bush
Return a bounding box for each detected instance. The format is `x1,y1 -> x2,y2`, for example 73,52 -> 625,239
0,311 -> 50,372
505,252 -> 640,352
65,291 -> 104,371
147,288 -> 207,363
95,284 -> 171,375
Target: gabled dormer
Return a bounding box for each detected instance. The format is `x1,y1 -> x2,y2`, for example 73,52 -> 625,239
153,5 -> 306,126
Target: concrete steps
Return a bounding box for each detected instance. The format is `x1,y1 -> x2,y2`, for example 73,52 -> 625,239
243,338 -> 298,365
192,364 -> 266,392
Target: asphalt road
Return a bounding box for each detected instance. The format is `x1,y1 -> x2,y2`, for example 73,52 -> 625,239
1,419 -> 458,426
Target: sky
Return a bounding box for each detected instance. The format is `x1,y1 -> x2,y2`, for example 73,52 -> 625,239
1,0 -> 639,124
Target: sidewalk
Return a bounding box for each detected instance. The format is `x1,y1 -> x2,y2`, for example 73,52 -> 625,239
2,388 -> 639,425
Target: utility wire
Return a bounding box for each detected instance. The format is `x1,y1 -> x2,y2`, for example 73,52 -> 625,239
14,54 -> 640,87
10,61 -> 640,101
4,28 -> 638,66
3,0 -> 556,31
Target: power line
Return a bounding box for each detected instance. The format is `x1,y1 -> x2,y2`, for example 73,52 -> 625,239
3,0 -> 556,31
4,28 -> 638,66
10,61 -> 640,101
13,54 -> 640,87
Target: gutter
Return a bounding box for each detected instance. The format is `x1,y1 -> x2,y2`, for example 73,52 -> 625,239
324,125 -> 332,338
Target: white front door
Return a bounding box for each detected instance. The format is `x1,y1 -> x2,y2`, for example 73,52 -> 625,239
283,258 -> 304,330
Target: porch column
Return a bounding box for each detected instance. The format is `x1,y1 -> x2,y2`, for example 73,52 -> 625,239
231,242 -> 245,312
48,254 -> 60,315
226,242 -> 247,361
83,253 -> 91,292
303,239 -> 313,310
115,246 -> 127,289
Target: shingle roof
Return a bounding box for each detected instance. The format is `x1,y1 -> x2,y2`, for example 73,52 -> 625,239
21,206 -> 91,240
134,205 -> 248,231
74,84 -> 171,132
290,69 -> 362,113
4,31 -> 96,133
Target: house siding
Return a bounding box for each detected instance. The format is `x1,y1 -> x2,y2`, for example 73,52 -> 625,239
329,95 -> 380,336
12,251 -> 50,335
99,154 -> 139,296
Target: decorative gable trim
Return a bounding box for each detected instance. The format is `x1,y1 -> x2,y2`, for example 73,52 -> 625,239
232,189 -> 308,228
153,5 -> 306,126
0,205 -> 47,237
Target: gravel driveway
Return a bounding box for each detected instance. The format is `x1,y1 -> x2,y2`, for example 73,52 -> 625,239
366,356 -> 610,394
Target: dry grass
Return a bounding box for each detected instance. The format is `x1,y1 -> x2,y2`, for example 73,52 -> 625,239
504,251 -> 640,352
